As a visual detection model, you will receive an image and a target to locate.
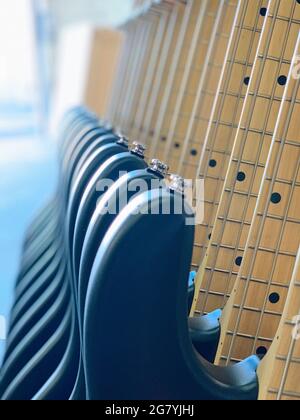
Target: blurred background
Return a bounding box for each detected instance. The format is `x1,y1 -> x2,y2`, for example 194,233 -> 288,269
0,0 -> 135,362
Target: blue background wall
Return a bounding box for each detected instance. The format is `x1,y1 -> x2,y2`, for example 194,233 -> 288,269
0,0 -> 132,364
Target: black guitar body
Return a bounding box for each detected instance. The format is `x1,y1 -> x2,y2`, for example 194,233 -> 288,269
84,189 -> 260,400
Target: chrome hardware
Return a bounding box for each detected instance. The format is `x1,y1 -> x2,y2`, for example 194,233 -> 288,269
116,134 -> 129,148
168,174 -> 186,195
149,159 -> 169,177
131,142 -> 146,158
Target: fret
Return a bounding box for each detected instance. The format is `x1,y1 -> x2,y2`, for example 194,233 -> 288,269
215,31 -> 300,366
192,0 -> 300,318
185,0 -> 267,282
258,249 -> 300,400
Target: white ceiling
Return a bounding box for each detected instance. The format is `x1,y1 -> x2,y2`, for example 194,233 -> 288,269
50,0 -> 134,27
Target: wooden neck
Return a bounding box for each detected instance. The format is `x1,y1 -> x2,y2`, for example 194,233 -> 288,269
190,0 -> 269,312
193,0 -> 300,319
215,31 -> 300,365
258,248 -> 300,400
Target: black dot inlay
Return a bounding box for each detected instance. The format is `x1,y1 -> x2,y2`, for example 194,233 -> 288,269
278,75 -> 287,86
260,7 -> 267,16
269,293 -> 280,304
259,7 -> 268,16
209,159 -> 217,168
191,149 -> 198,156
161,136 -> 167,142
237,172 -> 246,182
256,346 -> 268,358
271,192 -> 282,204
175,143 -> 180,149
244,77 -> 250,86
235,257 -> 243,267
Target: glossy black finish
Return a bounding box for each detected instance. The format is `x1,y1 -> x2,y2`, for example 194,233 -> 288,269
84,189 -> 260,400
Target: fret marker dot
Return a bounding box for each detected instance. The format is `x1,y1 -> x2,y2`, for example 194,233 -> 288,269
256,346 -> 268,359
237,172 -> 246,182
235,257 -> 243,267
209,159 -> 217,168
260,7 -> 267,16
175,143 -> 180,149
271,192 -> 282,204
269,293 -> 280,304
191,149 -> 197,156
244,77 -> 250,86
161,136 -> 167,142
278,75 -> 287,86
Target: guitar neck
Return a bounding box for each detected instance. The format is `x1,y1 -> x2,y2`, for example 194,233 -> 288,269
215,31 -> 300,365
258,248 -> 300,400
193,0 -> 300,319
188,0 -> 268,286
150,0 -> 227,161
